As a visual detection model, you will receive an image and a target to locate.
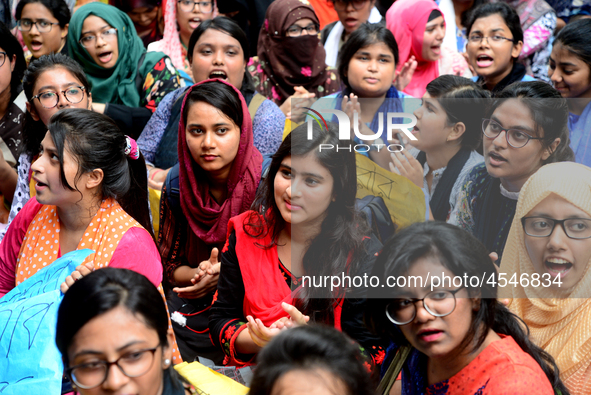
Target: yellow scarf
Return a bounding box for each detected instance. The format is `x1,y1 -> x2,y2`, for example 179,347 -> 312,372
499,162 -> 591,394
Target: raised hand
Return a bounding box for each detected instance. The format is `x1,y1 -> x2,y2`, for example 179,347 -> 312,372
394,55 -> 417,92
389,149 -> 424,188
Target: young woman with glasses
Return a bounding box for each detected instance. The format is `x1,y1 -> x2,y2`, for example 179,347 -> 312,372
56,268 -> 195,394
365,221 -> 567,395
449,81 -> 574,260
321,0 -> 382,67
15,0 -> 70,62
148,0 -> 216,84
0,53 -> 91,242
500,162 -> 591,394
465,2 -> 536,94
248,0 -> 340,121
0,23 -> 27,216
67,2 -> 181,139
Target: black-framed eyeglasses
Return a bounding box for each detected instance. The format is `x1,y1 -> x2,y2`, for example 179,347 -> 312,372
482,118 -> 544,149
332,0 -> 370,11
66,345 -> 160,389
30,86 -> 86,109
286,23 -> 319,37
177,0 -> 213,14
468,35 -> 515,45
17,18 -> 60,32
0,52 -> 7,68
79,28 -> 118,48
385,287 -> 464,326
522,217 -> 591,239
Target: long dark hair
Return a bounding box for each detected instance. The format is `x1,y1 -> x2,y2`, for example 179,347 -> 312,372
15,0 -> 71,28
248,122 -> 367,323
56,268 -> 186,392
337,23 -> 399,92
249,325 -> 374,395
22,53 -> 91,157
553,18 -> 591,69
0,22 -> 27,103
425,75 -> 490,151
48,108 -> 153,238
365,221 -> 569,395
488,81 -> 574,164
187,16 -> 256,95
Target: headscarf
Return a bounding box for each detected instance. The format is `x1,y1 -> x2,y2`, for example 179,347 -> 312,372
386,0 -> 441,97
67,2 -> 166,106
257,0 -> 330,104
148,0 -> 217,74
177,79 -> 263,244
496,0 -> 555,32
499,162 -> 591,393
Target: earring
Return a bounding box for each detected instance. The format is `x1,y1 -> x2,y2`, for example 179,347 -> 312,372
164,359 -> 171,367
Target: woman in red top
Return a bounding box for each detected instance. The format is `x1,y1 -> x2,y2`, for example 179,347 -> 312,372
366,221 -> 567,395
209,121 -> 385,369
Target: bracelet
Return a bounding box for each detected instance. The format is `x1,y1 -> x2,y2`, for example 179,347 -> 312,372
150,169 -> 164,181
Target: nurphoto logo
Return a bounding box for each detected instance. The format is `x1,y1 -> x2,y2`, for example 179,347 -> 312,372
304,107 -> 418,153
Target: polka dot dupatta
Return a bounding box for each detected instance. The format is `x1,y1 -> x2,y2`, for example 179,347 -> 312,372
15,199 -> 139,283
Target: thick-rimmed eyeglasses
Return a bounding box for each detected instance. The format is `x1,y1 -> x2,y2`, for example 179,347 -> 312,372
31,86 -> 86,109
177,0 -> 213,14
66,346 -> 160,389
332,0 -> 370,11
286,23 -> 319,37
522,217 -> 591,239
385,287 -> 464,326
482,118 -> 544,149
468,35 -> 515,45
79,28 -> 118,48
17,18 -> 60,32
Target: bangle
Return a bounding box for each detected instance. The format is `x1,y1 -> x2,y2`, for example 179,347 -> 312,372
150,169 -> 163,181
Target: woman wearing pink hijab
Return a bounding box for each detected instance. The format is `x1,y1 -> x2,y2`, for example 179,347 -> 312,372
386,0 -> 471,97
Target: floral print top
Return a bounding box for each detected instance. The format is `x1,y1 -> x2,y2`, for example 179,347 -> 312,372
142,56 -> 182,112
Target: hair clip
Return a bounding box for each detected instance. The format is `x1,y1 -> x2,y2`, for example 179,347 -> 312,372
124,135 -> 140,160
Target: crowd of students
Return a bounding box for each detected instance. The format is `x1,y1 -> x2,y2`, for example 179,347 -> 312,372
0,0 -> 591,394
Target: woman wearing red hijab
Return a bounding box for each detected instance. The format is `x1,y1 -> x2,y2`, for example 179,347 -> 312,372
157,79 -> 262,364
386,0 -> 471,97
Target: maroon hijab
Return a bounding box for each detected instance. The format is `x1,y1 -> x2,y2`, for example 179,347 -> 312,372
177,79 -> 263,245
257,0 -> 330,103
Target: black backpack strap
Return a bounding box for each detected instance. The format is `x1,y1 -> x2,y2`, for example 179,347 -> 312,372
164,163 -> 182,218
